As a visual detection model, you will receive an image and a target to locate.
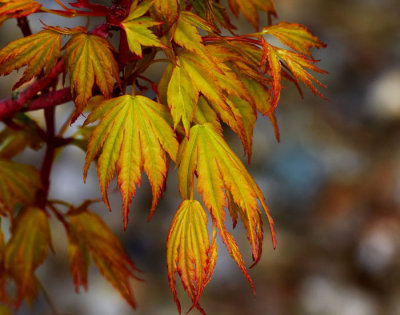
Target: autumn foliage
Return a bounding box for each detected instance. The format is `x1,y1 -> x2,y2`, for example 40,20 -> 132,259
0,0 -> 326,313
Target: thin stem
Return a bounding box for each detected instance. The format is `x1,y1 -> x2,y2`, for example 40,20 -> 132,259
39,8 -> 107,17
47,202 -> 69,232
54,0 -> 71,11
35,106 -> 56,208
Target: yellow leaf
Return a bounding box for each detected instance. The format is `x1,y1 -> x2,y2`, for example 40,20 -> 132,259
64,32 -> 120,119
121,0 -> 165,57
167,61 -> 199,135
167,200 -> 217,313
177,123 -> 276,287
84,95 -> 179,228
263,21 -> 326,57
5,207 -> 52,306
0,159 -> 40,215
67,205 -> 139,308
0,30 -> 61,89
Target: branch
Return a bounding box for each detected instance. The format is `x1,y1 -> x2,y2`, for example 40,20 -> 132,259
16,17 -> 32,37
0,60 -> 65,119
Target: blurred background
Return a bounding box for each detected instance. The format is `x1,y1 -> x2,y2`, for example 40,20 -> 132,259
1,0 -> 400,314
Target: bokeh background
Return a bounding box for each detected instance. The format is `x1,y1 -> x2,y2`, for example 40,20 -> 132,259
1,0 -> 400,314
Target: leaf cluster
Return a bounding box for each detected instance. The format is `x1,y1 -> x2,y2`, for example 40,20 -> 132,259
0,0 -> 326,313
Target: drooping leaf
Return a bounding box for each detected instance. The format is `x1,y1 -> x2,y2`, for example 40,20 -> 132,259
167,199 -> 217,313
276,47 -> 327,98
0,30 -> 61,89
83,95 -> 179,228
177,123 -> 276,287
67,204 -> 139,308
0,0 -> 41,26
262,41 -> 327,110
121,0 -> 166,57
262,21 -> 327,57
64,32 -> 120,119
4,207 -> 52,306
0,159 -> 40,215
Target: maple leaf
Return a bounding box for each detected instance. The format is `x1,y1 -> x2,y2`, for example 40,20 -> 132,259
0,0 -> 41,26
152,0 -> 179,25
172,11 -> 220,71
0,159 -> 40,215
167,199 -> 217,314
66,204 -> 139,308
262,21 -> 327,57
0,118 -> 42,159
167,60 -> 199,136
177,123 -> 276,286
83,95 -> 179,228
228,0 -> 276,30
261,39 -> 327,111
0,30 -> 61,89
120,0 -> 166,57
175,50 -> 252,151
4,207 -> 52,306
64,32 -> 120,119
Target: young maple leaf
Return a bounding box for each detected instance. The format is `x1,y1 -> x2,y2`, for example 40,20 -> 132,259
120,0 -> 166,57
64,32 -> 120,119
0,30 -> 62,89
83,95 -> 179,228
177,123 -> 276,287
172,11 -> 220,72
0,159 -> 40,215
167,200 -> 217,314
0,0 -> 41,26
66,204 -> 140,308
4,207 -> 52,306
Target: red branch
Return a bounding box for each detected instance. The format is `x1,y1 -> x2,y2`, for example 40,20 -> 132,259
0,60 -> 65,119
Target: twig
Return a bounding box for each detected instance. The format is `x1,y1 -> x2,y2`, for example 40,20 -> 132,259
0,61 -> 66,119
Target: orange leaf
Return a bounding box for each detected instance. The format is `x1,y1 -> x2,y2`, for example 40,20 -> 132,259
64,32 -> 120,120
262,21 -> 326,57
0,159 -> 41,215
0,30 -> 61,89
0,0 -> 41,26
67,204 -> 139,308
4,207 -> 52,306
177,123 -> 276,288
167,200 -> 217,313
